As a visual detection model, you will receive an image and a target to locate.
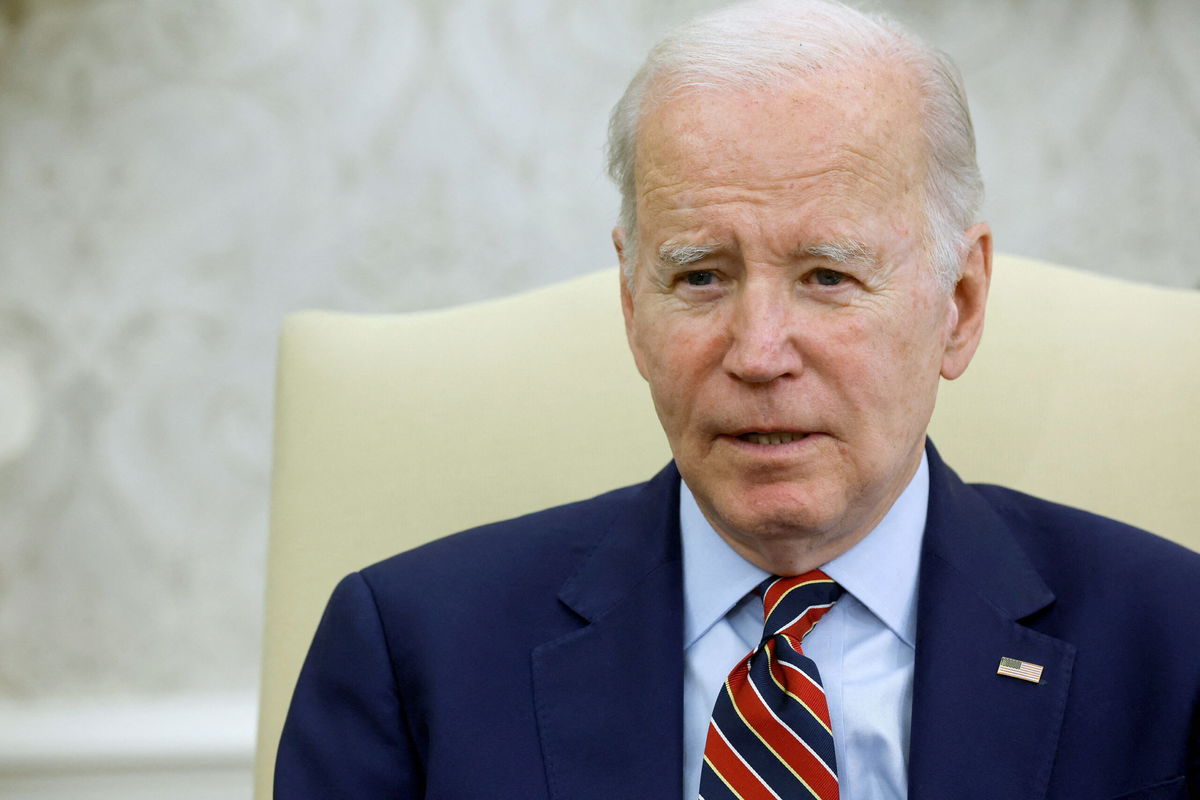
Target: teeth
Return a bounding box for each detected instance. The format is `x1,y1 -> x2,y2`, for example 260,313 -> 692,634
741,432 -> 807,445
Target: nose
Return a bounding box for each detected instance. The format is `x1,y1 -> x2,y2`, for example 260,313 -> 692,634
721,280 -> 804,383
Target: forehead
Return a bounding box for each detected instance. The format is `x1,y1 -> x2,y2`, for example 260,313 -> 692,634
633,62 -> 927,240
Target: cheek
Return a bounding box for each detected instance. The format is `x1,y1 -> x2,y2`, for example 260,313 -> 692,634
813,316 -> 880,382
875,290 -> 949,361
634,317 -> 721,424
873,310 -> 952,428
824,308 -> 939,407
630,314 -> 669,376
632,320 -> 687,404
627,303 -> 669,380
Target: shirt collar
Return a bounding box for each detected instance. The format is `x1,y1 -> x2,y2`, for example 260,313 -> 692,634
680,451 -> 928,649
680,481 -> 769,649
822,453 -> 927,648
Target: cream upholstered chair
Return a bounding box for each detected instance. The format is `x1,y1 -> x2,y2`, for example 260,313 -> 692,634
254,254 -> 1199,797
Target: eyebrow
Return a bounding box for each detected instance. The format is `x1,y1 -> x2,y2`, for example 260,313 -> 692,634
656,243 -> 719,269
654,239 -> 881,271
803,240 -> 880,269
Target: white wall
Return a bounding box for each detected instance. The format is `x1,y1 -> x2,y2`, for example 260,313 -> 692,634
0,693 -> 254,798
0,0 -> 1196,795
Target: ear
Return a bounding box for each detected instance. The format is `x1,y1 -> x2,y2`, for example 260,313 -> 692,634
613,226 -> 650,381
940,222 -> 992,380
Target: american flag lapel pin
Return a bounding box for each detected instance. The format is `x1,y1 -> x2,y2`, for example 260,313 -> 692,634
997,656 -> 1044,684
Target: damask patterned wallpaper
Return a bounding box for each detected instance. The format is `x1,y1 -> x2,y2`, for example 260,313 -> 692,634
0,0 -> 1196,702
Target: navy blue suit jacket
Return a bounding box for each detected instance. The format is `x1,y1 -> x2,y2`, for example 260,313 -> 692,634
277,445 -> 1200,798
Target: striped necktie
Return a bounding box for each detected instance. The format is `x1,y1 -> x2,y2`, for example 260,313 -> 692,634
699,570 -> 844,800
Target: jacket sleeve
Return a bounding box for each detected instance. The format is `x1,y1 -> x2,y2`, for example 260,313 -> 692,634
275,572 -> 423,799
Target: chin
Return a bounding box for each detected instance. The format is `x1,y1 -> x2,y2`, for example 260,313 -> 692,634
706,481 -> 850,545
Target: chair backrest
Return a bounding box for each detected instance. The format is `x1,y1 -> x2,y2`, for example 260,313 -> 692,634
254,254 -> 1199,797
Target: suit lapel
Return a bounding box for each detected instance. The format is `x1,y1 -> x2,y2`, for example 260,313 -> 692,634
527,448 -> 1079,798
908,445 -> 1075,799
532,464 -> 685,800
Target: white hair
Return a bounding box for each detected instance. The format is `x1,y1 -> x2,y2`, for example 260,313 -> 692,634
605,0 -> 983,292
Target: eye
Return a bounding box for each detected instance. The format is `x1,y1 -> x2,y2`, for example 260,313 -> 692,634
810,268 -> 847,286
683,270 -> 717,286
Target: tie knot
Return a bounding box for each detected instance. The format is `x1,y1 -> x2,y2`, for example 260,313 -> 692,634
761,569 -> 844,644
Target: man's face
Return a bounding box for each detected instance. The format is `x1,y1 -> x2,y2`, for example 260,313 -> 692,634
618,64 -> 989,573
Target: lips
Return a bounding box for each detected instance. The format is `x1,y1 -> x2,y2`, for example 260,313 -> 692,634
736,431 -> 809,445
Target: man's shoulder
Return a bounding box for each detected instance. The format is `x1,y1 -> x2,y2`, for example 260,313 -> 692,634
372,481 -> 640,572
969,481 -> 1200,597
352,466 -> 677,615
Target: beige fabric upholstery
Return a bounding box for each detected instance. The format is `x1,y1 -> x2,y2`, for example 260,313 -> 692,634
254,254 -> 1199,797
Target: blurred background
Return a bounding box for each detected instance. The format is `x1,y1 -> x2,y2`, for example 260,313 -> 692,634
0,0 -> 1196,797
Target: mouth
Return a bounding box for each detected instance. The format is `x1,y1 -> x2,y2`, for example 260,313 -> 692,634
735,431 -> 810,445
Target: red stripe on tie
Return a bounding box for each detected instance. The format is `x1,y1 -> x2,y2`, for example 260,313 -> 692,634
728,663 -> 839,800
765,640 -> 833,731
701,722 -> 783,800
701,570 -> 843,800
776,605 -> 833,643
763,574 -> 829,620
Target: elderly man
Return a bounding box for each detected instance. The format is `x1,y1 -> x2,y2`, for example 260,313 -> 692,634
276,1 -> 1200,798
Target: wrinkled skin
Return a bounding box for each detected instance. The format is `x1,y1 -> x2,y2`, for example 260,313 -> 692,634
616,61 -> 991,575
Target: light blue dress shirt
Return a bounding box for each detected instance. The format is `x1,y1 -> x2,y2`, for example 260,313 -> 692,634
681,453 -> 928,800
